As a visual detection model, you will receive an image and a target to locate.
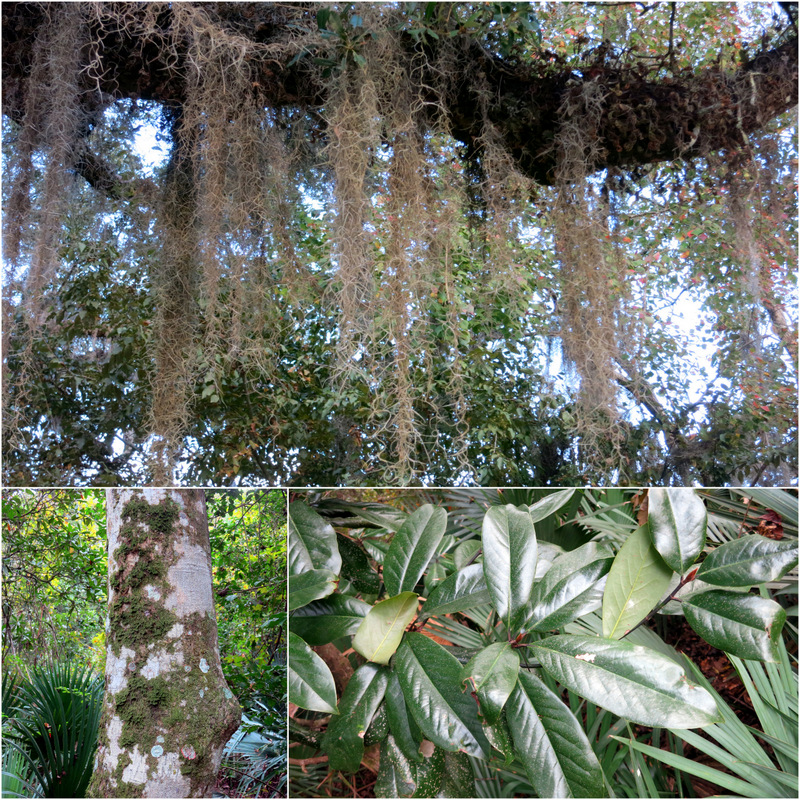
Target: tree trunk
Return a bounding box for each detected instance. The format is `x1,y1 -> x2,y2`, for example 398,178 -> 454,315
88,489 -> 241,798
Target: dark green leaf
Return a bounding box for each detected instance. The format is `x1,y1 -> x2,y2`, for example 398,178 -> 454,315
482,504 -> 537,634
289,594 -> 371,645
506,670 -> 605,798
527,542 -> 613,631
385,672 -> 423,763
602,525 -> 673,639
384,505 -> 447,596
453,539 -> 481,570
696,535 -> 798,586
395,633 -> 489,758
353,592 -> 419,664
364,702 -> 390,746
412,746 -> 444,798
420,563 -> 491,619
531,635 -> 720,728
648,488 -> 707,574
287,631 -> 338,714
683,589 -> 787,662
337,532 -> 381,594
460,643 -> 519,725
321,664 -> 389,773
484,713 -> 515,765
375,735 -> 416,798
289,501 -> 341,576
441,751 -> 473,797
288,568 -> 337,611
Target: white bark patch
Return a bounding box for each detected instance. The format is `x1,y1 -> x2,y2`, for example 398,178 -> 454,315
121,745 -> 148,785
98,715 -> 125,779
167,622 -> 184,638
144,751 -> 191,798
144,584 -> 161,601
141,647 -> 185,679
165,535 -> 213,617
106,647 -> 136,694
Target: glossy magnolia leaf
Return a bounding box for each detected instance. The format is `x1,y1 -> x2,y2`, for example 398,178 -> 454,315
528,488 -> 576,523
364,702 -> 390,746
506,670 -> 605,798
321,664 -> 389,773
289,594 -> 371,645
453,539 -> 481,570
385,672 -> 423,763
337,532 -> 381,595
602,525 -> 673,639
287,631 -> 338,714
441,751 -> 474,797
528,542 -> 614,632
531,635 -> 720,728
460,643 -> 519,725
375,735 -> 416,798
484,714 -> 515,765
420,563 -> 491,619
395,633 -> 489,758
353,592 -> 419,665
424,561 -> 447,597
696,535 -> 798,587
288,501 -> 342,576
412,746 -> 445,798
683,590 -> 787,662
482,504 -> 537,634
648,488 -> 707,574
288,568 -> 337,611
384,505 -> 447,596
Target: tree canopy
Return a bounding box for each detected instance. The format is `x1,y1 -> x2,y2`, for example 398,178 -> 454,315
2,1 -> 797,487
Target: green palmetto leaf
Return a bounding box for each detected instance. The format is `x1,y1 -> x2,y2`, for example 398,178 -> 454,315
420,563 -> 491,619
288,501 -> 342,576
7,661 -> 103,799
683,589 -> 787,662
506,670 -> 605,798
460,643 -> 519,726
602,525 -> 673,639
482,504 -> 537,635
648,488 -> 707,574
287,631 -> 338,714
527,542 -> 613,632
288,568 -> 337,611
321,664 -> 389,773
353,592 -> 419,665
289,594 -> 372,645
383,505 -> 447,596
531,635 -> 720,728
696,535 -> 798,586
395,633 -> 489,758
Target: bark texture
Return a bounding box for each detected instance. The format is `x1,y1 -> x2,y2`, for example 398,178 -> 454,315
88,489 -> 241,799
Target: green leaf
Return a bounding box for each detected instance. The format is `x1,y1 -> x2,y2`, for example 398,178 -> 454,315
385,672 -> 423,763
460,643 -> 519,725
527,542 -> 613,631
375,735 -> 416,798
287,631 -> 338,714
648,488 -> 707,573
288,568 -> 337,611
528,488 -> 576,523
441,751 -> 473,797
683,590 -> 787,662
483,713 -> 515,765
384,505 -> 447,596
696,535 -> 798,586
395,633 -> 489,758
420,563 -> 491,619
337,532 -> 381,594
506,670 -> 605,798
353,592 -> 419,665
289,501 -> 342,576
453,539 -> 481,570
321,664 -> 389,773
482,504 -> 537,634
289,594 -> 372,645
531,635 -> 721,728
602,525 -> 673,638
412,746 -> 445,798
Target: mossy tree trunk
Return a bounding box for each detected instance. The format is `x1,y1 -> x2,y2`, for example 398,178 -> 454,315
88,489 -> 241,798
